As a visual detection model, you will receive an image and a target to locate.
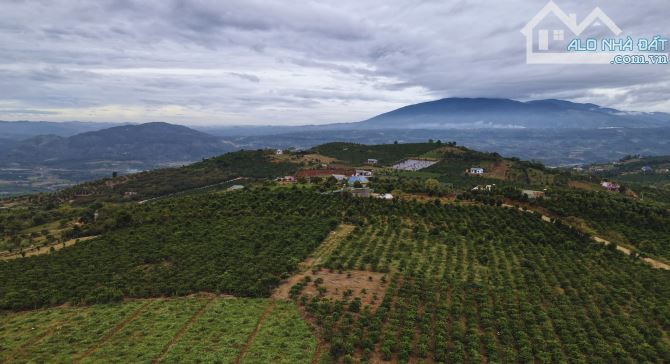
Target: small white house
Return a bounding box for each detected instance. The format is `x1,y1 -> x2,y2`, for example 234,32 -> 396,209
472,184 -> 495,191
355,169 -> 374,177
277,176 -> 296,183
366,159 -> 378,165
521,189 -> 545,199
469,167 -> 485,175
276,149 -> 283,155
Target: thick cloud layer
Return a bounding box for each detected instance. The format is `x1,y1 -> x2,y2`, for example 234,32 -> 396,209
0,0 -> 668,125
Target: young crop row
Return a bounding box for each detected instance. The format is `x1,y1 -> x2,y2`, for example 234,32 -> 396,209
0,297 -> 315,363
295,203 -> 670,363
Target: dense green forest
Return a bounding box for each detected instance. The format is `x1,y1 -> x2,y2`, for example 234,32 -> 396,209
0,190 -> 347,309
535,190 -> 670,261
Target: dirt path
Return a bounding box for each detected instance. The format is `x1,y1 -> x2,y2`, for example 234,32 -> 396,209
75,299 -> 155,362
273,224 -> 356,300
138,177 -> 245,204
234,300 -> 275,364
152,297 -> 215,363
1,236 -> 99,261
310,340 -> 323,364
502,203 -> 670,271
593,236 -> 670,270
308,224 -> 355,268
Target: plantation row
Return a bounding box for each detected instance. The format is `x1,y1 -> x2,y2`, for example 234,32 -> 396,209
0,189 -> 418,310
535,190 -> 670,261
0,190 -> 349,309
295,204 -> 670,363
0,297 -> 314,363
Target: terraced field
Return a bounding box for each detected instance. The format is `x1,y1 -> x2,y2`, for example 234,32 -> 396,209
0,296 -> 316,363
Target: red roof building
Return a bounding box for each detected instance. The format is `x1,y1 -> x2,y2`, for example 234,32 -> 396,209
296,168 -> 355,178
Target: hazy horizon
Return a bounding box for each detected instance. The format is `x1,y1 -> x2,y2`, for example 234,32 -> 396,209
2,96 -> 670,128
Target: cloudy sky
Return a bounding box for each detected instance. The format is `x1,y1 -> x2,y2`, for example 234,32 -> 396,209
0,0 -> 668,125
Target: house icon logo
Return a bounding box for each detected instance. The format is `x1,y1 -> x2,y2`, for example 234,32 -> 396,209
521,1 -> 622,64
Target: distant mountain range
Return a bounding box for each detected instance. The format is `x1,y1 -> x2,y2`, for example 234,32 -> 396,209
354,98 -> 670,129
0,122 -> 236,166
0,120 -> 123,139
2,98 -> 670,169
195,98 -> 670,136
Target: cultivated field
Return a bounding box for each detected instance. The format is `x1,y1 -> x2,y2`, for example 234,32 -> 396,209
289,205 -> 670,363
0,296 -> 316,363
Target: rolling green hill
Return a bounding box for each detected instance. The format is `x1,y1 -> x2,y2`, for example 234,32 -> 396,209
2,141 -> 670,363
54,149 -> 299,203
3,189 -> 669,363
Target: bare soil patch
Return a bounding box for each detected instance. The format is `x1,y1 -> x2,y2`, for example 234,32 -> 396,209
273,153 -> 339,165
273,224 -> 388,309
485,160 -> 510,180
568,180 -> 598,190
274,270 -> 388,310
400,193 -> 456,204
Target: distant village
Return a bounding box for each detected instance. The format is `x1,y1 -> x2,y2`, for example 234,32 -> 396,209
271,149 -> 480,200
570,156 -> 670,193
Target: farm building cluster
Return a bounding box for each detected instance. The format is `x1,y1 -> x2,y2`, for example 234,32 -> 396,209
472,184 -> 496,192
277,165 -> 395,200
277,166 -> 374,188
392,159 -> 438,171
